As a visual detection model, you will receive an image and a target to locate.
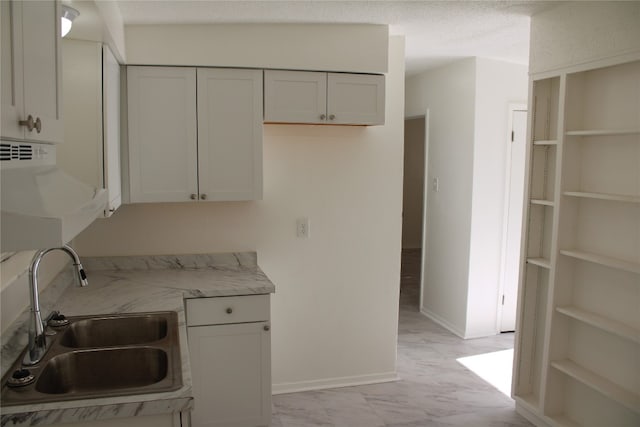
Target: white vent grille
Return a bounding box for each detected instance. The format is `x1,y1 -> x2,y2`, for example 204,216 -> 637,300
1,143 -> 33,161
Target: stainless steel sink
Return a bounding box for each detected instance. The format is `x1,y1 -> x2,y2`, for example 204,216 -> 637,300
1,311 -> 182,406
59,314 -> 168,348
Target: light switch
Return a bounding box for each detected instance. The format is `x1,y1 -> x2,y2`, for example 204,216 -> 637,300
296,217 -> 310,238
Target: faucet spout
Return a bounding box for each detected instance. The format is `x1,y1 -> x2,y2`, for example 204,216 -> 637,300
23,244 -> 88,366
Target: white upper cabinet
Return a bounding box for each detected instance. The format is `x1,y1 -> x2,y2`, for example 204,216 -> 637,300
264,70 -> 327,124
327,73 -> 385,125
264,69 -> 385,125
102,45 -> 122,216
1,0 -> 63,144
127,66 -> 198,203
197,68 -> 263,201
58,40 -> 122,217
126,66 -> 263,203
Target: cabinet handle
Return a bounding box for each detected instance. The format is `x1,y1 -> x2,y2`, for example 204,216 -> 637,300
200,194 -> 207,200
190,194 -> 197,200
226,307 -> 233,314
319,114 -> 326,121
19,115 -> 42,133
329,114 -> 335,121
264,325 -> 270,331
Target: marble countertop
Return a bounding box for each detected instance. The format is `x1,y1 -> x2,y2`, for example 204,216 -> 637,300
0,252 -> 275,426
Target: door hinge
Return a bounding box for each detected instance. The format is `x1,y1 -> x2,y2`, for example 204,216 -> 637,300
502,295 -> 505,305
511,131 -> 514,142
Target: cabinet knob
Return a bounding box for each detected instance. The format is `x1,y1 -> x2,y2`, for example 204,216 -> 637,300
19,115 -> 42,133
226,307 -> 233,314
264,325 -> 270,331
190,194 -> 197,200
319,114 -> 326,121
200,194 -> 207,200
329,114 -> 335,121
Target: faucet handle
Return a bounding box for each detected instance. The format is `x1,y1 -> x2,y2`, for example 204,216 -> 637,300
45,311 -> 69,327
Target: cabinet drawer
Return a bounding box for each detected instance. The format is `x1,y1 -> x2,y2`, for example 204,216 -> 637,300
186,294 -> 270,326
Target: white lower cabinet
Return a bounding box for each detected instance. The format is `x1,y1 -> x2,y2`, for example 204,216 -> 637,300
186,295 -> 271,427
44,413 -> 181,427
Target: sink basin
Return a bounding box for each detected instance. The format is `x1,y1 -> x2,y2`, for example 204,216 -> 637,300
36,347 -> 168,394
1,311 -> 182,406
60,314 -> 168,348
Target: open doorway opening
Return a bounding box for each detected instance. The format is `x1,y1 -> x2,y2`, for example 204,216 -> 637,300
400,116 -> 426,310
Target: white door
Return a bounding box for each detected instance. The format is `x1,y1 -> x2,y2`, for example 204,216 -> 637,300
197,68 -> 263,201
103,45 -> 121,215
127,66 -> 198,203
21,0 -> 63,143
188,322 -> 271,427
264,70 -> 326,124
500,109 -> 527,332
327,73 -> 385,125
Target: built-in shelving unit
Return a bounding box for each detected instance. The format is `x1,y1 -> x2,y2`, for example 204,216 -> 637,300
514,57 -> 640,427
565,129 -> 640,136
563,191 -> 640,204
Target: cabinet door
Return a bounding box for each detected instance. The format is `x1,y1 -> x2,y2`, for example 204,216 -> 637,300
264,70 -> 326,124
188,322 -> 271,427
1,0 -> 24,140
197,68 -> 263,201
21,0 -> 63,143
127,66 -> 198,203
102,45 -> 121,215
327,73 -> 385,125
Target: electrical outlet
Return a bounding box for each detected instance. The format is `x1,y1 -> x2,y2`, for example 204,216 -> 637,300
296,217 -> 310,238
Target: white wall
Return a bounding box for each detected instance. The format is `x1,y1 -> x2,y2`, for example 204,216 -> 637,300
530,2 -> 640,75
405,59 -> 477,336
74,30 -> 405,392
405,57 -> 527,338
466,58 -> 528,338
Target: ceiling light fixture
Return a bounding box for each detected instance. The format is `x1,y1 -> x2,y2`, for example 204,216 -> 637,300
61,5 -> 79,38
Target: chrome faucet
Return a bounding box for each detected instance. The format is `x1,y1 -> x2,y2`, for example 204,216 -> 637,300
24,244 -> 88,366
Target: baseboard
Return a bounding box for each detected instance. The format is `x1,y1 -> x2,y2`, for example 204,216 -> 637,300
272,371 -> 399,395
515,401 -> 551,427
420,307 -> 466,338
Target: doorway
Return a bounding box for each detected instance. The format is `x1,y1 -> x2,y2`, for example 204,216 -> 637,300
498,106 -> 527,332
400,117 -> 426,309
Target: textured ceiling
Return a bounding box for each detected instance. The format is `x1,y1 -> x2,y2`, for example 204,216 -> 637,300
115,1 -> 558,75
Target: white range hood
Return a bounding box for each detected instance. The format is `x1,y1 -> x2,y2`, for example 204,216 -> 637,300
1,141 -> 107,252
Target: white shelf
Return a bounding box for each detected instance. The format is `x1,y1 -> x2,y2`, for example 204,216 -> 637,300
531,199 -> 555,206
556,306 -> 640,344
527,257 -> 551,269
560,250 -> 640,274
551,360 -> 640,415
563,191 -> 640,204
565,129 -> 640,136
533,139 -> 558,145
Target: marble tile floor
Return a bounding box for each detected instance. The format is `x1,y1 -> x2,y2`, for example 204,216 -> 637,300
271,249 -> 533,427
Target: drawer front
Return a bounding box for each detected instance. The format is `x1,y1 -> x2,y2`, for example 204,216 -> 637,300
186,294 -> 270,326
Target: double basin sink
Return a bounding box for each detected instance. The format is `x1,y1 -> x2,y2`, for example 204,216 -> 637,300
1,312 -> 182,406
